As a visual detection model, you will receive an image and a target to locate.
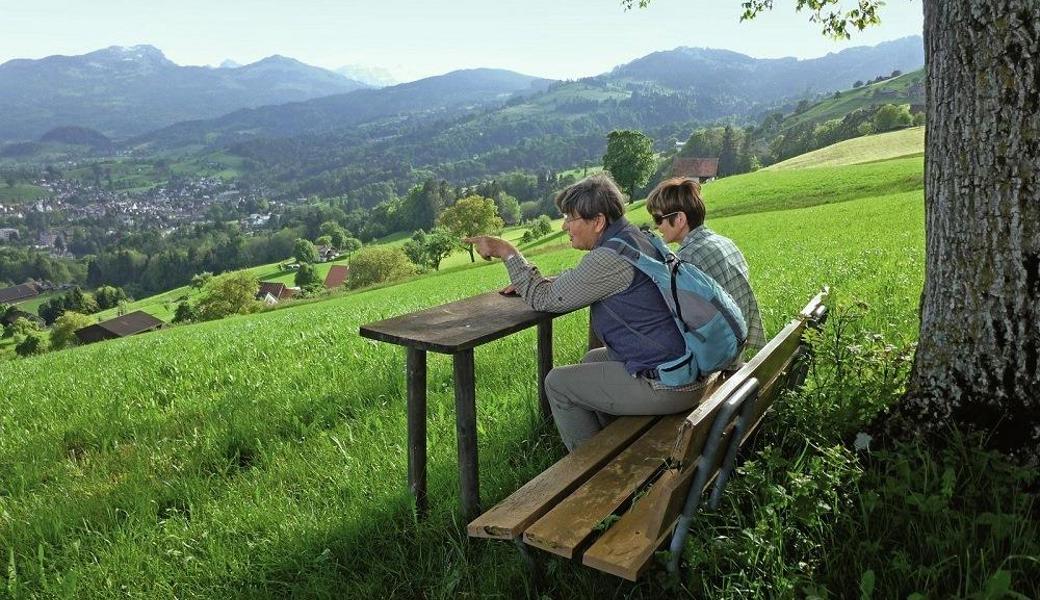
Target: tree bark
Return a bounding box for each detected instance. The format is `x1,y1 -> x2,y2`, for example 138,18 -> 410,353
902,0 -> 1040,454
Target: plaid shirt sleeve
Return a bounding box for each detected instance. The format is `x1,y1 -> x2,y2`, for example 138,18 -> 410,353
679,227 -> 767,352
503,248 -> 634,312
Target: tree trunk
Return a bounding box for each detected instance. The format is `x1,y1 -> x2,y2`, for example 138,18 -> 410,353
901,0 -> 1040,453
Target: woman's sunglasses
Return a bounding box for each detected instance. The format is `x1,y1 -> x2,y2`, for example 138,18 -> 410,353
651,211 -> 681,225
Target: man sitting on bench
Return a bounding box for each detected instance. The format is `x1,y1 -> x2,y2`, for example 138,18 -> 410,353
465,174 -> 713,452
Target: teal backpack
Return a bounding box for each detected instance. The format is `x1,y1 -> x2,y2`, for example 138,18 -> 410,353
603,232 -> 748,386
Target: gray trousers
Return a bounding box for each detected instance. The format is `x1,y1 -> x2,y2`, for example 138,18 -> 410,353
544,348 -> 710,452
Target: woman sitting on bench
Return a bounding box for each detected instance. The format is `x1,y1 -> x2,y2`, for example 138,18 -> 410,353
646,177 -> 766,357
465,174 -> 713,452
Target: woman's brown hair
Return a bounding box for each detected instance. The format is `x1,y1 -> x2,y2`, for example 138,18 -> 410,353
646,177 -> 705,228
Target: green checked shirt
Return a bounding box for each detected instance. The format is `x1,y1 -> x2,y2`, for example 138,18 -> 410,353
678,225 -> 767,353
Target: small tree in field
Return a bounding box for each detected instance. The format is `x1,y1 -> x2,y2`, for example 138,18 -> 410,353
7,317 -> 39,340
293,238 -> 318,264
51,311 -> 93,350
437,195 -> 504,262
15,330 -> 46,357
94,286 -> 127,310
295,262 -> 322,287
873,104 -> 914,132
404,228 -> 457,272
341,237 -> 362,257
602,130 -> 655,202
173,301 -> 198,324
348,247 -> 415,289
195,272 -> 261,322
190,272 -> 213,290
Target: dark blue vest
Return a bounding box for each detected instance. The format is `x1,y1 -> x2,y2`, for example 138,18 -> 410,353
590,217 -> 686,377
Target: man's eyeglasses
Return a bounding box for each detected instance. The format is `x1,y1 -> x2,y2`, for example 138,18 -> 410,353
651,211 -> 681,225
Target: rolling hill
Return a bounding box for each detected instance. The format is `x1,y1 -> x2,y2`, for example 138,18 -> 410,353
767,126 -> 924,170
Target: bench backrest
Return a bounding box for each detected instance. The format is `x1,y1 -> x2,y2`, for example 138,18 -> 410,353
581,288 -> 828,580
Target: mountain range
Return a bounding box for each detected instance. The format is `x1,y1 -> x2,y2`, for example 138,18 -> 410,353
0,45 -> 368,141
0,37 -> 922,147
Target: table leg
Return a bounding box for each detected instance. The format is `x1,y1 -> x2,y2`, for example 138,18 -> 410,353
453,349 -> 480,521
406,347 -> 428,518
537,320 -> 552,419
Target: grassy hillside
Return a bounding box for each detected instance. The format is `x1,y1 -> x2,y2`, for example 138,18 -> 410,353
767,127 -> 924,171
2,137 -> 1037,597
781,69 -> 924,131
0,183 -> 48,204
0,184 -> 926,598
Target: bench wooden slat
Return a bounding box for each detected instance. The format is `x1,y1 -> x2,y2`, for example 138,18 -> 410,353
466,415 -> 659,539
582,376 -> 790,580
582,315 -> 814,580
522,414 -> 687,558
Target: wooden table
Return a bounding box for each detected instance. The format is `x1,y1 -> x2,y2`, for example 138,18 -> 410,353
359,291 -> 578,520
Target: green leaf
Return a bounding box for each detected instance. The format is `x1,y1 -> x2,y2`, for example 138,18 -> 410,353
859,568 -> 875,600
982,570 -> 1011,599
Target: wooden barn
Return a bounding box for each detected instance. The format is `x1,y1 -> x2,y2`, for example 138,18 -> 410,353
74,311 -> 164,345
671,157 -> 720,183
0,283 -> 40,305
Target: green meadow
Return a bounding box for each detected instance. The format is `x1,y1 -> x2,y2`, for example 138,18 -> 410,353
2,146 -> 1037,598
0,184 -> 48,204
767,127 -> 924,171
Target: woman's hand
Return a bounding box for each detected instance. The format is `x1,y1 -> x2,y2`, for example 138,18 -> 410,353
463,236 -> 518,261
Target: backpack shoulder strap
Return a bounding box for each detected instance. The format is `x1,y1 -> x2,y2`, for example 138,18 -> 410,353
601,236 -> 644,265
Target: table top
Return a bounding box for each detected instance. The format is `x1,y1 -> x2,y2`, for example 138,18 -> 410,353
359,291 -> 577,353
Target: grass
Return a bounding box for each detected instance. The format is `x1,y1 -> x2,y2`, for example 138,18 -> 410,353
2,138 -> 1036,598
767,127 -> 924,171
0,186 -> 930,598
9,291 -> 62,315
0,184 -> 48,204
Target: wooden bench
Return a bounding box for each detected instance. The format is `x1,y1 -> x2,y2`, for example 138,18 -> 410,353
467,288 -> 829,581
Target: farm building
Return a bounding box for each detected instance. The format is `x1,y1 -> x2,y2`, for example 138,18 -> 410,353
0,283 -> 40,305
671,157 -> 719,183
324,265 -> 349,289
74,311 -> 164,345
256,281 -> 295,304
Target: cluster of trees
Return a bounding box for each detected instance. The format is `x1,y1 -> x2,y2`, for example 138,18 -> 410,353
401,194 -> 505,270
676,125 -> 760,177
852,69 -> 904,88
0,248 -> 85,288
37,285 -> 127,324
520,215 -> 554,244
347,247 -> 415,289
0,304 -> 96,357
174,272 -> 262,324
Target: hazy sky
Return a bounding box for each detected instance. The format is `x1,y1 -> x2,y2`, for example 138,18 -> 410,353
2,0 -> 923,81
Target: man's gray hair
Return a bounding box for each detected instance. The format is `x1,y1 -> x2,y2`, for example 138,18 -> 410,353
554,173 -> 626,223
